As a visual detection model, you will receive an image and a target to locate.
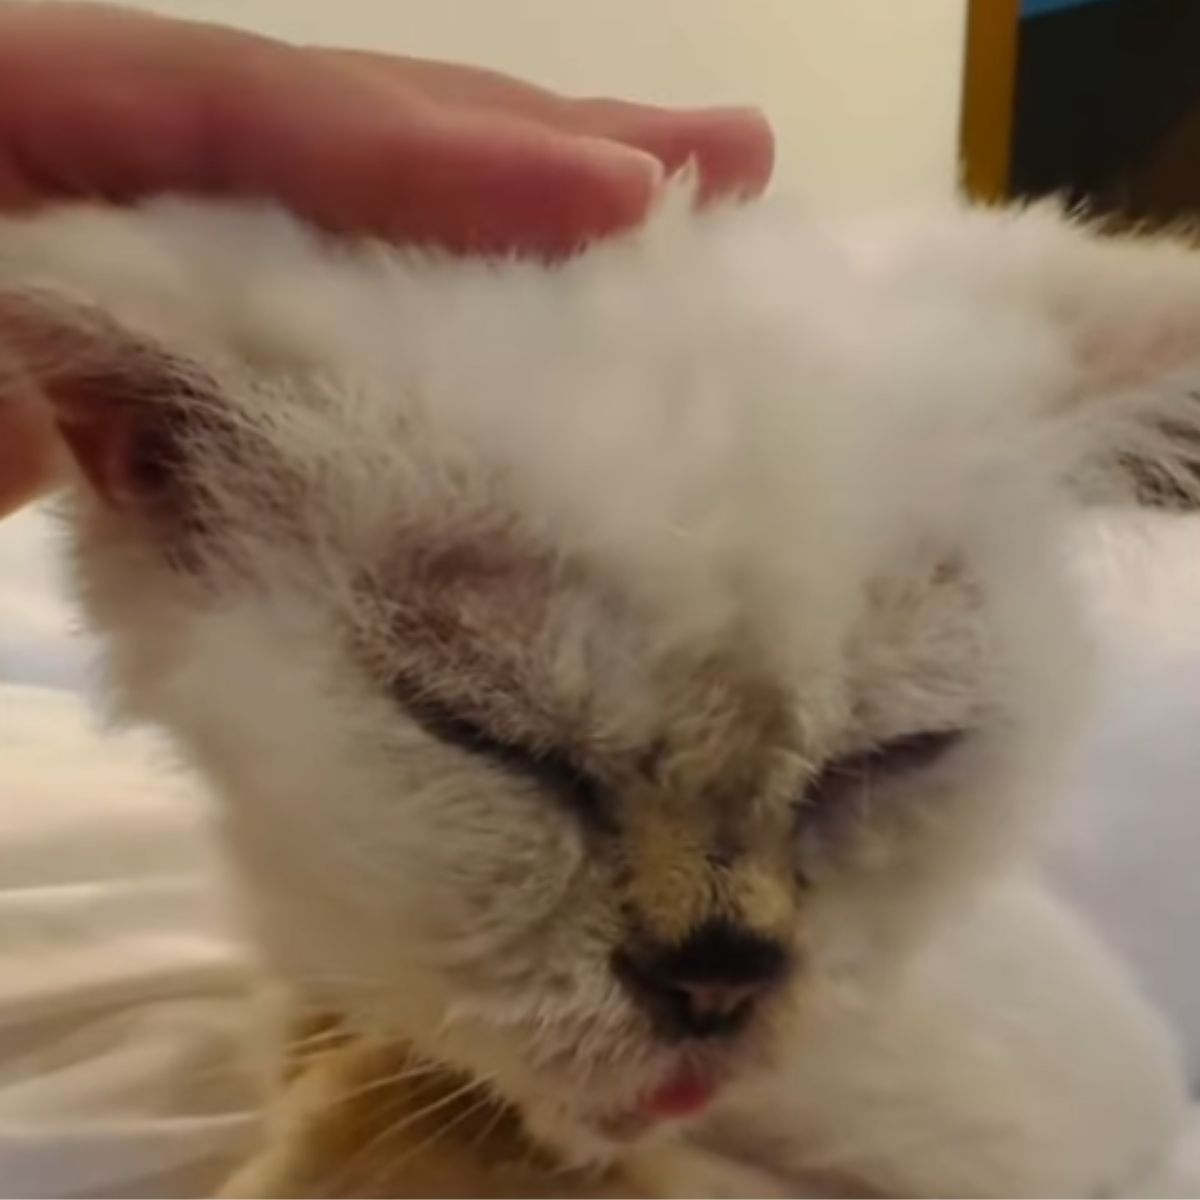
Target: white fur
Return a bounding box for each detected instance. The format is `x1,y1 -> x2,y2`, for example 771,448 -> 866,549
1,189 -> 1194,1195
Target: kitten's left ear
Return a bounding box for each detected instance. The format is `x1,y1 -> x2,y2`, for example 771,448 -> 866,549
0,291 -> 224,518
981,207 -> 1200,508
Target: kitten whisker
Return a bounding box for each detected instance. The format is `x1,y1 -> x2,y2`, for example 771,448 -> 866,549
377,1082 -> 503,1182
325,1070 -> 494,1193
316,1059 -> 459,1113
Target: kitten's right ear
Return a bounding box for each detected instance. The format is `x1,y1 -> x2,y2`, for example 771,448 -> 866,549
0,291 -> 223,520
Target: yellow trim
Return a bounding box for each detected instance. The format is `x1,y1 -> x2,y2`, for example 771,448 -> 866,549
960,0 -> 1020,202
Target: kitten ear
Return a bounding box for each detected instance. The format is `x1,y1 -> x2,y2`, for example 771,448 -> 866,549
993,208 -> 1200,508
0,291 -> 222,517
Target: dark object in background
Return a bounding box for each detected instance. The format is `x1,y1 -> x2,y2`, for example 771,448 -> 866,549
1012,0 -> 1200,226
963,0 -> 1200,228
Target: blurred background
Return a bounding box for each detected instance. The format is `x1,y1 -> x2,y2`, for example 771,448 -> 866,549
965,0 -> 1200,224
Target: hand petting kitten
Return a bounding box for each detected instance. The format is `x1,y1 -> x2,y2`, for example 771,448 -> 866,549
0,2 -> 774,520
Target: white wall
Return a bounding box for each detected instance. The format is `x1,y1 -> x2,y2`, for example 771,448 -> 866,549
94,0 -> 968,211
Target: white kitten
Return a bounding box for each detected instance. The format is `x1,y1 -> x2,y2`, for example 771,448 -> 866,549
0,189 -> 1192,1196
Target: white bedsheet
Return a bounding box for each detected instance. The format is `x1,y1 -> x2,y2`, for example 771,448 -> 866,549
0,684 -> 259,1198
2,505 -> 1200,1197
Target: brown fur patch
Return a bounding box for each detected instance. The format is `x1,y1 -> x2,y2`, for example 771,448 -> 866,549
620,656 -> 801,945
221,1036 -> 644,1199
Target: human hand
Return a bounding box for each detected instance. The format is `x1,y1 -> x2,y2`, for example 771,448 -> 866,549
0,3 -> 774,517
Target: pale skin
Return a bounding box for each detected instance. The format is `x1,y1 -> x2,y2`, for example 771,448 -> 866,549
0,3 -> 774,519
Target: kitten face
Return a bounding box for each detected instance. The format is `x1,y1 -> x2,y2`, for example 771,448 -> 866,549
102,469 -> 1052,1156
4,194 -> 1196,1157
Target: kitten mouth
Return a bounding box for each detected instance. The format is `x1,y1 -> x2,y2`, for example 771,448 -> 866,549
590,1064 -> 722,1143
638,1064 -> 720,1120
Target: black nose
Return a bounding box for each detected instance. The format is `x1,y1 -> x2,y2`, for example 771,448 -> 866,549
614,920 -> 789,1041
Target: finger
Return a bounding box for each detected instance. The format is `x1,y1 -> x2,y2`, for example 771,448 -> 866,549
573,100 -> 775,201
0,5 -> 661,253
205,55 -> 664,253
328,50 -> 776,201
325,50 -> 579,124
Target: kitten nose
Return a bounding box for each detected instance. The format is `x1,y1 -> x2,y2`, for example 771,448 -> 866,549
615,919 -> 789,1041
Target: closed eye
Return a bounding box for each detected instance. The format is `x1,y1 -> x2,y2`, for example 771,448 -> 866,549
390,681 -> 610,828
804,728 -> 966,809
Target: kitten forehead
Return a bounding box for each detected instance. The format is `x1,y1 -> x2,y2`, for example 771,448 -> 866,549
348,523 -> 982,790
7,196 -> 1053,794
5,196 -> 1050,622
354,543 -> 797,767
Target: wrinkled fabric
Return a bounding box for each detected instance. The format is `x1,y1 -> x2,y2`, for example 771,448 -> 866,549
0,683 -> 260,1197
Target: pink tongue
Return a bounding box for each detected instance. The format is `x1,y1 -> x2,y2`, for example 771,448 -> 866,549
640,1069 -> 717,1120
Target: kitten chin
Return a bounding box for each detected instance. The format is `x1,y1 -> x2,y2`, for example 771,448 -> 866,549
217,1022 -> 796,1199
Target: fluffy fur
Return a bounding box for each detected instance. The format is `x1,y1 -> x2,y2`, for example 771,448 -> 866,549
1,188 -> 1195,1196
